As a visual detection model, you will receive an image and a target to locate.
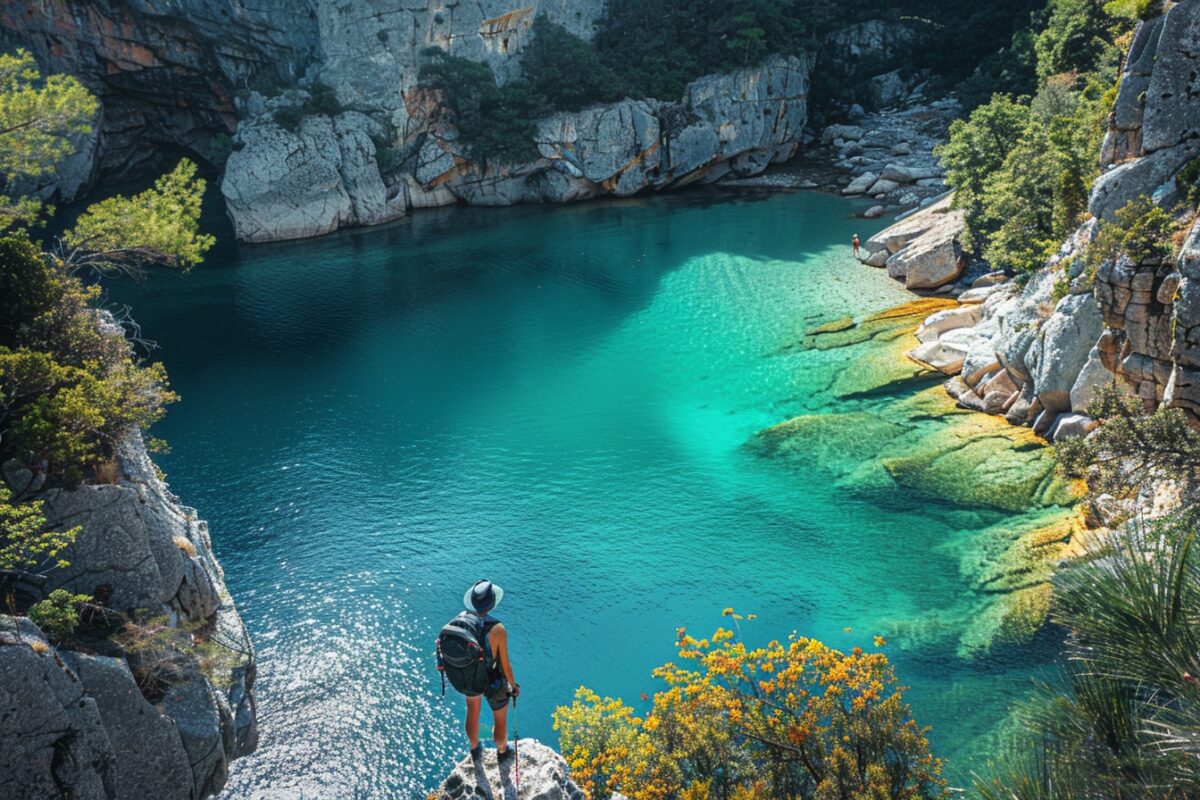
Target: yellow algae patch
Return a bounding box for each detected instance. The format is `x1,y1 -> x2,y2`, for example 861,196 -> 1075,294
863,296 -> 958,323
832,321 -> 944,400
790,297 -> 956,353
805,315 -> 855,336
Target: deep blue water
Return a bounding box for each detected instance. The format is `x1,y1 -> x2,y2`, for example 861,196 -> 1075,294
106,191 -> 1057,798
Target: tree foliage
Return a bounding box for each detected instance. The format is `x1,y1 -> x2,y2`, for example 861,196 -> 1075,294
61,159 -> 215,275
417,48 -> 543,166
939,0 -> 1131,272
0,234 -> 176,486
554,613 -> 945,800
977,514 -> 1200,798
1057,385 -> 1200,500
0,487 -> 77,575
0,49 -> 97,228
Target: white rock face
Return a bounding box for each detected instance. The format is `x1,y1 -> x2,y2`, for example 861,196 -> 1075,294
222,112 -> 404,242
875,197 -> 966,290
226,54 -> 813,241
1029,293 -> 1104,415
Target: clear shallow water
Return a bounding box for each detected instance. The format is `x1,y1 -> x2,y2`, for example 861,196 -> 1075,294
107,191 -> 1058,798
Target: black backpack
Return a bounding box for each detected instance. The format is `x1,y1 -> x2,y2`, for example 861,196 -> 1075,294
436,611 -> 494,696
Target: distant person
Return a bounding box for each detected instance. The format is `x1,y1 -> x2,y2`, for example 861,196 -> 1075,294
437,580 -> 520,792
852,234 -> 861,258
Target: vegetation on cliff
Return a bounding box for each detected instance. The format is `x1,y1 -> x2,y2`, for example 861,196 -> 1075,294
0,51 -> 210,629
554,613 -> 945,800
938,0 -> 1151,274
420,0 -> 1053,166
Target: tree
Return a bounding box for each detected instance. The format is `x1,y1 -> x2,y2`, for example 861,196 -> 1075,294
0,49 -> 97,228
977,514 -> 1200,798
555,612 -> 946,800
0,487 -> 76,575
1057,385 -> 1200,502
521,16 -> 624,112
1034,0 -> 1123,80
59,159 -> 215,275
937,95 -> 1031,248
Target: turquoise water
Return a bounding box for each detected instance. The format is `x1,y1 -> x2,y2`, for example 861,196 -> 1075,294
107,191 -> 1058,798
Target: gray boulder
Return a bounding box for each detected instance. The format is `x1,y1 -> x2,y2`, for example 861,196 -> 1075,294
0,618 -> 113,800
1089,141 -> 1200,220
223,112 -> 406,242
885,206 -> 965,289
1071,345 -> 1114,412
843,171 -> 879,195
1030,293 -> 1104,415
538,100 -> 661,193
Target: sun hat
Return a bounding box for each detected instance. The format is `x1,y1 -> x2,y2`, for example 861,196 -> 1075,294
464,579 -> 504,614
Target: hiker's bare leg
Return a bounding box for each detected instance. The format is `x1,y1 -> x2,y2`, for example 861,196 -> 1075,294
466,695 -> 483,749
493,702 -> 509,753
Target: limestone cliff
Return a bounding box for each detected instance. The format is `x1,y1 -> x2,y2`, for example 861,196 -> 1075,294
0,436 -> 256,800
1,0 -> 603,197
221,53 -> 813,242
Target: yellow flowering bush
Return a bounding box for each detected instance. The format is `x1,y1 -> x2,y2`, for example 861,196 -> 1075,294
554,615 -> 946,800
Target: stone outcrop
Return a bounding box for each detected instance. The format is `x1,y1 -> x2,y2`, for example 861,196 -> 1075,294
430,739 -> 585,800
899,218 -> 1112,440
862,195 -> 966,290
0,436 -> 255,800
1092,0 -> 1200,219
222,111 -> 405,242
1096,218 -> 1200,415
223,54 -> 813,241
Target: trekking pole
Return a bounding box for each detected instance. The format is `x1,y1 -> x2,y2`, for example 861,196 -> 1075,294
513,694 -> 520,796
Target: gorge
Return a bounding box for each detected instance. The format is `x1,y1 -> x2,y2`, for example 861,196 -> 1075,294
3,0 -> 1200,798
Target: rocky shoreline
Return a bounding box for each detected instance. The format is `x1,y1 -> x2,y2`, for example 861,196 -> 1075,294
0,436 -> 256,800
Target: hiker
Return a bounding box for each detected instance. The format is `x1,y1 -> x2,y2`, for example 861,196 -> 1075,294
437,579 -> 520,787
852,233 -> 861,258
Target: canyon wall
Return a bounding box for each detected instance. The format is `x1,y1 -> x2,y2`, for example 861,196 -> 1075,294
221,53 -> 813,242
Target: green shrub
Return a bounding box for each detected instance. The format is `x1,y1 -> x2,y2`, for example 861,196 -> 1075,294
418,49 -> 541,165
977,513 -> 1200,798
1085,196 -> 1177,275
0,235 -> 177,486
1057,383 -> 1200,499
305,82 -> 342,116
28,589 -> 89,639
272,103 -> 305,132
1178,158 -> 1200,206
115,614 -> 240,700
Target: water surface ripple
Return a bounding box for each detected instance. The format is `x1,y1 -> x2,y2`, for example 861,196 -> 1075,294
108,192 -> 1056,798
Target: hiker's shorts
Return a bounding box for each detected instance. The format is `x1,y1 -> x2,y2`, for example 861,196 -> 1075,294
482,680 -> 509,711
